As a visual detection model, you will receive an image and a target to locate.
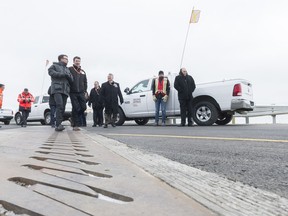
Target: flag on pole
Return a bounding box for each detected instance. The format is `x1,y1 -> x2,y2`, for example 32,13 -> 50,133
45,60 -> 49,67
189,9 -> 201,23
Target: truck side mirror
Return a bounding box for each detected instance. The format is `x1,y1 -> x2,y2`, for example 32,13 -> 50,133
124,87 -> 130,94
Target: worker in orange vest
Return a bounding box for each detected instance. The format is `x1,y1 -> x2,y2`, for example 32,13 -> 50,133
0,84 -> 5,109
17,88 -> 35,127
151,71 -> 170,126
0,84 -> 4,128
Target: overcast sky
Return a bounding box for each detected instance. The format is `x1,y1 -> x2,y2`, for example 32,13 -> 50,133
1,0 -> 287,110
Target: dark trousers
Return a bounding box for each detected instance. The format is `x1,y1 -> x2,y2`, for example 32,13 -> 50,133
93,107 -> 104,126
179,98 -> 193,125
104,105 -> 117,125
50,105 -> 56,126
21,110 -> 30,126
80,112 -> 87,127
53,93 -> 68,127
70,93 -> 87,127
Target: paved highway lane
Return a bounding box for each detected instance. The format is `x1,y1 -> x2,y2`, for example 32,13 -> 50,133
86,124 -> 288,199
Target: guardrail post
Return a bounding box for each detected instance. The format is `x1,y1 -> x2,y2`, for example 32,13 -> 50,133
167,118 -> 177,125
245,117 -> 249,124
272,115 -> 276,124
232,117 -> 236,124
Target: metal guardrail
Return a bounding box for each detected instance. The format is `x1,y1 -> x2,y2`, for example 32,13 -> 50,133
234,106 -> 288,124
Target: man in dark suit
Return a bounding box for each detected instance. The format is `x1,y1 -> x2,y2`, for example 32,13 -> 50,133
101,73 -> 124,128
69,56 -> 88,131
174,68 -> 196,126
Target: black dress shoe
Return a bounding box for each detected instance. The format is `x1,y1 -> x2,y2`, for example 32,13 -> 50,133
111,123 -> 116,127
92,125 -> 96,127
178,124 -> 185,127
55,125 -> 65,131
103,124 -> 108,128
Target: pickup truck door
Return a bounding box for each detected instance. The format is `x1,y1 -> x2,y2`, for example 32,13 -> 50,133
29,95 -> 49,120
122,79 -> 150,118
29,96 -> 40,119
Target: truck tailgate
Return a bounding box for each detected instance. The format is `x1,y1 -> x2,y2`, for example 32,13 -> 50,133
240,81 -> 253,101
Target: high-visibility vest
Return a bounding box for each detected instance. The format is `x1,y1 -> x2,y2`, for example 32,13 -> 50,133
17,92 -> 35,110
0,88 -> 3,109
155,77 -> 168,96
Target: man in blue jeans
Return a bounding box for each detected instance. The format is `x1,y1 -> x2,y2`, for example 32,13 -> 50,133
151,71 -> 170,126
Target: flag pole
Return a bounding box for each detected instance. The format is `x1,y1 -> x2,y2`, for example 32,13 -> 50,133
180,7 -> 194,69
180,22 -> 191,69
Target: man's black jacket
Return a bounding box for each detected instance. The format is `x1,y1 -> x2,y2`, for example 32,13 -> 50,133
101,81 -> 124,108
48,62 -> 73,96
69,66 -> 87,93
174,73 -> 196,100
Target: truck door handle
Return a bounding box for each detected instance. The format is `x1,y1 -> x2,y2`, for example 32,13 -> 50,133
140,95 -> 145,97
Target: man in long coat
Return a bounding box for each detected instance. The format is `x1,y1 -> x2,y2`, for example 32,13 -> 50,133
101,73 -> 124,128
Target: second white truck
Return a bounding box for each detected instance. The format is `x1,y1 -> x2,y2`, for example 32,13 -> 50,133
117,73 -> 254,126
14,95 -> 72,125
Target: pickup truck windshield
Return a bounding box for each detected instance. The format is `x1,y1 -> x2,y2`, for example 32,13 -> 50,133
130,79 -> 149,94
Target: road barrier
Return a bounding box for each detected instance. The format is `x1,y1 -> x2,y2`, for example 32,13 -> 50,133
234,106 -> 288,124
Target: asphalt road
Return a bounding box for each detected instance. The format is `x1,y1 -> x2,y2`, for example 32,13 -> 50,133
85,123 -> 288,199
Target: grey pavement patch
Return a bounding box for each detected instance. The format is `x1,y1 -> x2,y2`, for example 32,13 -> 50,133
30,156 -> 80,164
22,164 -> 112,178
84,130 -> 288,216
39,146 -> 89,152
0,201 -> 43,216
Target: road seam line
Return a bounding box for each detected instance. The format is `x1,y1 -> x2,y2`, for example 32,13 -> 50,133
105,133 -> 288,143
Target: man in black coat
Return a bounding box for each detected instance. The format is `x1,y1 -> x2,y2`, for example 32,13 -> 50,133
48,54 -> 73,131
174,68 -> 196,126
101,73 -> 124,128
69,56 -> 88,131
88,81 -> 104,127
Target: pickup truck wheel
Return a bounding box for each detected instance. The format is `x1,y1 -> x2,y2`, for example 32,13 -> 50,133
135,118 -> 149,125
15,113 -> 22,125
44,112 -> 51,125
215,113 -> 233,125
4,121 -> 10,125
115,108 -> 125,126
193,101 -> 219,126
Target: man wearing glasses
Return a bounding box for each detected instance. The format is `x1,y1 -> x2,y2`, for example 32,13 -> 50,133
48,54 -> 73,131
174,68 -> 196,127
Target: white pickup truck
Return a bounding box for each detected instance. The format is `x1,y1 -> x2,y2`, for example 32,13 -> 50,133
14,95 -> 72,125
117,73 -> 254,126
0,108 -> 14,125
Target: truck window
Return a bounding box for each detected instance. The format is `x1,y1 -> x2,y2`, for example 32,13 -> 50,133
42,96 -> 49,103
130,79 -> 149,94
34,96 -> 39,104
